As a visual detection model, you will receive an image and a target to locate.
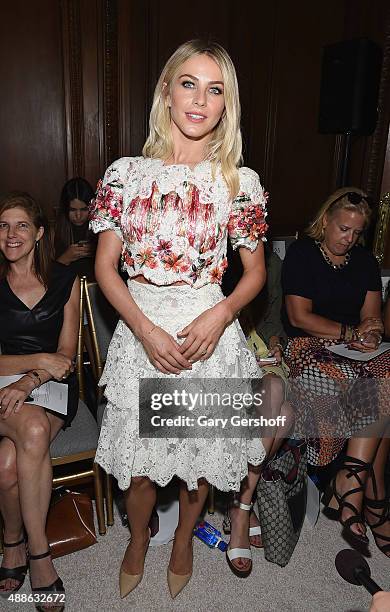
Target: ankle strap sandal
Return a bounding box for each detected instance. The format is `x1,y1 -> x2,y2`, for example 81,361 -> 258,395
0,537 -> 28,598
29,550 -> 65,612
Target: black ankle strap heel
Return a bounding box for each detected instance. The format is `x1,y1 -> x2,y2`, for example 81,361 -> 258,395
321,455 -> 371,545
0,537 -> 28,599
29,550 -> 65,612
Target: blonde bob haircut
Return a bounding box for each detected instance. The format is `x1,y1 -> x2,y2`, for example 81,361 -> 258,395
306,186 -> 372,243
142,39 -> 242,200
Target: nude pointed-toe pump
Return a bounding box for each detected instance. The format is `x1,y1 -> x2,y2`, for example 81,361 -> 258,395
119,529 -> 151,599
167,568 -> 192,599
119,569 -> 143,599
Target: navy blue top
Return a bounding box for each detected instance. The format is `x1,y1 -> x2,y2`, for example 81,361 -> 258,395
281,237 -> 382,337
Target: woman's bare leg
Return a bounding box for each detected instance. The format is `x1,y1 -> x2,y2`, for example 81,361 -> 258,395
0,438 -> 25,592
169,479 -> 209,575
364,424 -> 390,555
122,477 -> 156,575
0,406 -> 63,590
228,465 -> 262,570
229,374 -> 294,569
260,374 -> 294,457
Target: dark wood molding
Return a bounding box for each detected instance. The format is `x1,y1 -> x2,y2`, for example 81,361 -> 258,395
365,7 -> 390,200
102,0 -> 119,168
262,4 -> 279,189
61,0 -> 84,178
118,0 -> 151,157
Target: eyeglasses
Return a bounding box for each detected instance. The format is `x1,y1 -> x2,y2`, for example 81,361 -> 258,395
330,191 -> 373,209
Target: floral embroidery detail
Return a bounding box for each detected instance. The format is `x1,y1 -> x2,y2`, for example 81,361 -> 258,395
90,158 -> 268,288
90,179 -> 123,224
163,253 -> 190,273
228,192 -> 268,252
189,256 -> 214,283
122,249 -> 135,269
136,247 -> 158,269
209,258 -> 228,283
156,238 -> 173,258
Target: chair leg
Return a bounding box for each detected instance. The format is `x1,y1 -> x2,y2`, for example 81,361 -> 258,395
93,462 -> 106,536
105,473 -> 114,527
0,512 -> 3,554
208,485 -> 215,515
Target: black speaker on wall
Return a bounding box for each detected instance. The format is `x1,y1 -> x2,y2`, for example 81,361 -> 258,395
319,38 -> 382,135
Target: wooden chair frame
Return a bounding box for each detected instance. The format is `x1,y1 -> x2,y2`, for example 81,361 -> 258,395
373,192 -> 390,265
83,279 -> 114,527
50,277 -> 106,535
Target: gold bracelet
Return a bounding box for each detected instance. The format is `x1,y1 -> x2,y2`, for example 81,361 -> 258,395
147,325 -> 157,335
345,325 -> 358,342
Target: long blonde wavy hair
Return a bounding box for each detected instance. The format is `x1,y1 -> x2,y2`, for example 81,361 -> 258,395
306,186 -> 372,243
142,40 -> 242,199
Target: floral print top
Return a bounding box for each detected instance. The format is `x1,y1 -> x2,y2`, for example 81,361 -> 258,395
89,157 -> 268,289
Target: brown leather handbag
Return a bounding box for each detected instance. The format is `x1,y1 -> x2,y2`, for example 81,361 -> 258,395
46,487 -> 97,558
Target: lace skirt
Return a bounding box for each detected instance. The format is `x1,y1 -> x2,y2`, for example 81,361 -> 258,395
95,280 -> 266,491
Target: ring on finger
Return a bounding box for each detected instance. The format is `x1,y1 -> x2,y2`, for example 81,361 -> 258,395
201,349 -> 207,356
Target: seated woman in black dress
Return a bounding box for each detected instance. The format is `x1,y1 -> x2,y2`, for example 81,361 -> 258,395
282,187 -> 390,555
54,177 -> 96,280
0,192 -> 79,608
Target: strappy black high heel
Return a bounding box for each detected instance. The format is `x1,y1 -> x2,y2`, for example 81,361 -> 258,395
29,550 -> 65,612
364,493 -> 390,557
321,455 -> 370,545
0,537 -> 28,598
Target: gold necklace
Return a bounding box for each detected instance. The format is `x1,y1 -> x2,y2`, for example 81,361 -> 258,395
315,241 -> 351,270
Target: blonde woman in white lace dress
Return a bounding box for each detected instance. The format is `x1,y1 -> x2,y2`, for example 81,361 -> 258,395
90,40 -> 272,598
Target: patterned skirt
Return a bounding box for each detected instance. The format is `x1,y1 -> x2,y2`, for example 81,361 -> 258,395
95,280 -> 266,491
285,336 -> 390,466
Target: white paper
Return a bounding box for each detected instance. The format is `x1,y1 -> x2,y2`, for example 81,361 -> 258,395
305,474 -> 320,527
381,275 -> 390,300
272,240 -> 286,260
327,342 -> 390,362
0,375 -> 68,415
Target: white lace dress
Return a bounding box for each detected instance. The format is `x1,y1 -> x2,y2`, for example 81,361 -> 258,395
90,157 -> 269,491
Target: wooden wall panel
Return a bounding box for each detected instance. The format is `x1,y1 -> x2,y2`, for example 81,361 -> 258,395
62,0 -> 84,179
118,0 -> 150,157
262,0 -> 345,235
0,0 -> 66,216
80,0 -> 103,186
0,0 -> 389,239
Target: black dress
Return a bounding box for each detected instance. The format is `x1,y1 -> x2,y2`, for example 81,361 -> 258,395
0,262 -> 79,427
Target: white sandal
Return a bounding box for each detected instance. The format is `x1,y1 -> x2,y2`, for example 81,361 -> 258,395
226,502 -> 253,578
223,501 -> 263,547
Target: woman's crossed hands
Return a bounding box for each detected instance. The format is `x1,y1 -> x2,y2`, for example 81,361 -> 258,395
140,301 -> 232,375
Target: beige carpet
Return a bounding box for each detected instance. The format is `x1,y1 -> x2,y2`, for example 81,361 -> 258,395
2,497 -> 390,612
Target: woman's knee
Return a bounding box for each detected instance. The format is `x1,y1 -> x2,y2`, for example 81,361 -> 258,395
281,401 -> 295,432
130,476 -> 152,491
0,444 -> 17,491
17,413 -> 51,456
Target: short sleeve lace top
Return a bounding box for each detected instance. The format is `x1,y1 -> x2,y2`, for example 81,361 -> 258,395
90,156 -> 268,288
